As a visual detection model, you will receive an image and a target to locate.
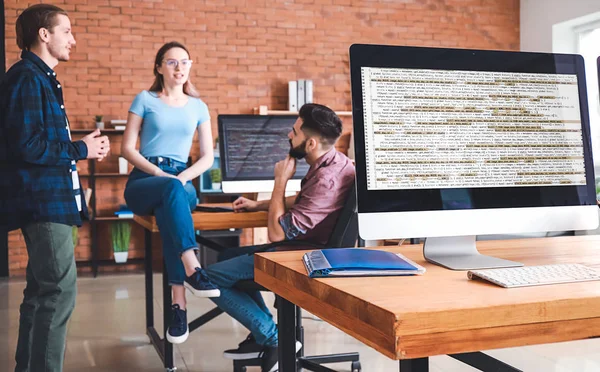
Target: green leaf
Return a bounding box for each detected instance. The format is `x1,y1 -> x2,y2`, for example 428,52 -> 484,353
111,221 -> 131,252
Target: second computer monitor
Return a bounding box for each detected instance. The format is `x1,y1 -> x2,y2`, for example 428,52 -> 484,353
218,115 -> 310,194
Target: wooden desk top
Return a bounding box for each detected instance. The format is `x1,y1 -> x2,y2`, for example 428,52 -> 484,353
255,235 -> 600,360
133,203 -> 268,232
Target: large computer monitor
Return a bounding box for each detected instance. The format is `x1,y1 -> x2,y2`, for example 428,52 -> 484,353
350,44 -> 599,270
218,115 -> 310,194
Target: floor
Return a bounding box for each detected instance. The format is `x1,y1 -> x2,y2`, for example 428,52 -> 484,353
1,274 -> 599,372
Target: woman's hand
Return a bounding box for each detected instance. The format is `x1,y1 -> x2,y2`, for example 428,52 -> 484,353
154,170 -> 186,186
176,174 -> 189,186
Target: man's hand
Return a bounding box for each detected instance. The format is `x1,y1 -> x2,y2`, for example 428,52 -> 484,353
233,197 -> 258,212
274,156 -> 296,183
82,129 -> 110,161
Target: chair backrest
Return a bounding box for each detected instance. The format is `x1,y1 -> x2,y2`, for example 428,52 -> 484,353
234,183 -> 358,292
250,183 -> 358,254
325,184 -> 358,248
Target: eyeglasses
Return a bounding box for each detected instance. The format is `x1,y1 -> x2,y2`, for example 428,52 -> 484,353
163,59 -> 193,69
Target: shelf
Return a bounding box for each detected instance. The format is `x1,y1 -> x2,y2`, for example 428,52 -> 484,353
76,258 -> 144,267
80,173 -> 129,177
71,129 -> 125,134
94,216 -> 134,221
252,105 -> 352,117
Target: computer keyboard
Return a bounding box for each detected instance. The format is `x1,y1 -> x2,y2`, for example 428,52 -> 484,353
467,264 -> 600,288
195,206 -> 233,213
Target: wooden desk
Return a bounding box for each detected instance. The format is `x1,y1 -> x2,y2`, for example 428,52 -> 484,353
133,203 -> 268,232
134,204 -> 268,371
255,236 -> 600,371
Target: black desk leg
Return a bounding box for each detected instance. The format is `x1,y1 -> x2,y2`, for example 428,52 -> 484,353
163,261 -> 174,370
296,306 -> 304,358
449,352 -> 522,371
145,229 -> 153,329
277,296 -> 297,371
400,357 -> 429,372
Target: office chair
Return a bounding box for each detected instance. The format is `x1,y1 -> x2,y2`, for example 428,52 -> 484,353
232,185 -> 360,372
193,186 -> 361,372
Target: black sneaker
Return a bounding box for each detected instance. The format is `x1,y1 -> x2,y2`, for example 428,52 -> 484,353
223,333 -> 263,360
258,341 -> 302,372
184,268 -> 220,297
166,304 -> 189,344
260,346 -> 278,372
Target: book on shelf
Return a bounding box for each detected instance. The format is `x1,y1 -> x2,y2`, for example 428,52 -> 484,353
297,79 -> 305,109
114,204 -> 134,218
287,79 -> 313,112
305,80 -> 313,104
110,119 -> 127,130
115,212 -> 134,218
288,81 -> 298,112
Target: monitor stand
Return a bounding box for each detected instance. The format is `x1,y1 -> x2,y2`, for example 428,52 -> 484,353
423,236 -> 523,271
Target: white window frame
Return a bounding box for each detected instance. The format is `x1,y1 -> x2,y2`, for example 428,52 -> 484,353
553,12 -> 600,170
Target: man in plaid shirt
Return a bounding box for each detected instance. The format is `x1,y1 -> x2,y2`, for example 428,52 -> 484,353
0,5 -> 110,372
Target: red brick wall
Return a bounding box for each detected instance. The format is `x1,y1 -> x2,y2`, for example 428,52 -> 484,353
4,0 -> 520,276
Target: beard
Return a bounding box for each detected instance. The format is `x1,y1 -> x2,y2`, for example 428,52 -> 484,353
49,43 -> 70,62
289,139 -> 308,159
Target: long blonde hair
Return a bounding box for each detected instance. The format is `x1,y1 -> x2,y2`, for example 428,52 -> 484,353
149,41 -> 200,98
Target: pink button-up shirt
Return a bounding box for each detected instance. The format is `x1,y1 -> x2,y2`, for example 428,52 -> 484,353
278,148 -> 355,248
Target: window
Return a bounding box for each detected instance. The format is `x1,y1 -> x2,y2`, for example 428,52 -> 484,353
553,12 -> 600,167
578,27 -> 600,165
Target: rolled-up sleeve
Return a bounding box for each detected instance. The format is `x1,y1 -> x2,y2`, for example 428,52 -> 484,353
279,212 -> 306,240
278,177 -> 338,240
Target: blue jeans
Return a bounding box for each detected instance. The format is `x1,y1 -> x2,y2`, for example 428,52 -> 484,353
206,245 -> 278,346
124,156 -> 197,285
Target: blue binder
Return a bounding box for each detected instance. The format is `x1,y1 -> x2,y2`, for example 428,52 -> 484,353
302,248 -> 426,278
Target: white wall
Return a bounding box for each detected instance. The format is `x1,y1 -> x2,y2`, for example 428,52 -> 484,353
521,0 -> 600,52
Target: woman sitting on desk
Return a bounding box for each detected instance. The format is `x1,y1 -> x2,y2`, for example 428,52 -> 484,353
121,41 -> 219,345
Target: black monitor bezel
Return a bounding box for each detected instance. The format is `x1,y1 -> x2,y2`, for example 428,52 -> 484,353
349,44 -> 596,214
217,114 -> 308,182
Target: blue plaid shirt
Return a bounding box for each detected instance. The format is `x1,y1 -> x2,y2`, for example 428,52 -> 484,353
0,51 -> 89,230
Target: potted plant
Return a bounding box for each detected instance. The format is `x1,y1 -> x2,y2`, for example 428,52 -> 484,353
111,221 -> 131,263
209,168 -> 222,190
214,136 -> 220,153
94,115 -> 104,130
